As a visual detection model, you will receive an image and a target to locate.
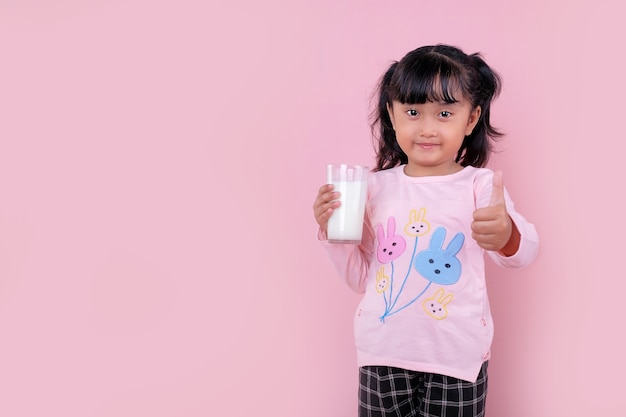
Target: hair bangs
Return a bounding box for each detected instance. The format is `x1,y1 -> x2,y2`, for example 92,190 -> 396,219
391,55 -> 465,105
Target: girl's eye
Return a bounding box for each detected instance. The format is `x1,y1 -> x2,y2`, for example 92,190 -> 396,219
407,109 -> 418,117
440,111 -> 452,118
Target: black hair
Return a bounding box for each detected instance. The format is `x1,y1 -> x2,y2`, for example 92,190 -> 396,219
370,44 -> 503,171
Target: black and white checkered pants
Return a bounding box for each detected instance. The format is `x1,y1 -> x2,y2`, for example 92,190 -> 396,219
358,362 -> 488,417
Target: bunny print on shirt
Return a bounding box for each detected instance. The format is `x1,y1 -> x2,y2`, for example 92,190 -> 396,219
376,210 -> 465,322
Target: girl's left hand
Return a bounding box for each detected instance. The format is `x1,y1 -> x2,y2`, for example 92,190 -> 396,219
471,171 -> 514,253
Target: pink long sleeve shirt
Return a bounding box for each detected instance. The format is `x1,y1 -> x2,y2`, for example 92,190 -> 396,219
319,165 -> 539,382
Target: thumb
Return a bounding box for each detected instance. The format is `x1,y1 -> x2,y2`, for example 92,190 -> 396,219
489,170 -> 505,206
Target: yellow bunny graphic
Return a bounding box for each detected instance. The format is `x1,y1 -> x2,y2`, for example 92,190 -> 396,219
422,288 -> 453,320
376,267 -> 390,294
404,208 -> 431,237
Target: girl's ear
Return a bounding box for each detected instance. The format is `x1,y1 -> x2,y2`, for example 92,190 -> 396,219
386,102 -> 396,130
465,106 -> 481,136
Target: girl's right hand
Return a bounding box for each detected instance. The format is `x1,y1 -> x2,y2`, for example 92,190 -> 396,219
312,184 -> 341,233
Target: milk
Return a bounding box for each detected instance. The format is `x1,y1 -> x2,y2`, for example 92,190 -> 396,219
326,163 -> 368,243
327,180 -> 368,243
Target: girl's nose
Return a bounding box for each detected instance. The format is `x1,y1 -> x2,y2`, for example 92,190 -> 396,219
418,120 -> 438,138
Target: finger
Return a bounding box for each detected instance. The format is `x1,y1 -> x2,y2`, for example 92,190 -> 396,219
315,208 -> 330,224
315,184 -> 334,203
489,170 -> 505,207
313,185 -> 336,207
314,192 -> 341,219
472,205 -> 500,222
472,216 -> 509,235
315,202 -> 342,230
315,199 -> 340,216
472,236 -> 500,251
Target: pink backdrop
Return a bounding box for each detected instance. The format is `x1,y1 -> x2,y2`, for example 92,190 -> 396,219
1,1 -> 624,416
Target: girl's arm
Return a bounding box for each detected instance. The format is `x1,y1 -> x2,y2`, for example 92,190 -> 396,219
474,170 -> 539,269
317,215 -> 375,294
489,207 -> 539,269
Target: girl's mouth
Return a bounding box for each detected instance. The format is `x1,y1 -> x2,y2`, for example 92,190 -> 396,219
417,142 -> 438,149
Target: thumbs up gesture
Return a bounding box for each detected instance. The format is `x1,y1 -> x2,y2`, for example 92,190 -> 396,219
471,171 -> 518,254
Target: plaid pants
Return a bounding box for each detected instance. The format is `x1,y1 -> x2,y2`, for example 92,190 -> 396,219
358,362 -> 488,417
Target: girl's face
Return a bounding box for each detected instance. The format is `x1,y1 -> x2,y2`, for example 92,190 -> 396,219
387,97 -> 481,177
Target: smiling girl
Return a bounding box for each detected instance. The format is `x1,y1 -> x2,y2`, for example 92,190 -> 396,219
312,44 -> 539,417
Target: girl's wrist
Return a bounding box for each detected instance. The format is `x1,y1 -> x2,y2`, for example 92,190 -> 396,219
498,220 -> 520,257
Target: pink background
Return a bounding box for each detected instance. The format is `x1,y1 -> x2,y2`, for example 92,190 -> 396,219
1,1 -> 624,416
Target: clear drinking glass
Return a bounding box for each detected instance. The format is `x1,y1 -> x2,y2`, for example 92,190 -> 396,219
326,164 -> 368,244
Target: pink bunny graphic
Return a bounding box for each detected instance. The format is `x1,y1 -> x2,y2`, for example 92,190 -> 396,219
376,216 -> 407,264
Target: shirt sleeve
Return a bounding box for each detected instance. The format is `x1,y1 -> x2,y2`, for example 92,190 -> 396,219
317,208 -> 375,294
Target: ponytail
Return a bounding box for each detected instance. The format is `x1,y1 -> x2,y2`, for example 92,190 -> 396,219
456,54 -> 503,167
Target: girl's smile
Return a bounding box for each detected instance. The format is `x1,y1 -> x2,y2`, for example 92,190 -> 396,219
415,142 -> 439,149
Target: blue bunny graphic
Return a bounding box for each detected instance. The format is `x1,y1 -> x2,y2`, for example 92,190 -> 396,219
413,227 -> 464,285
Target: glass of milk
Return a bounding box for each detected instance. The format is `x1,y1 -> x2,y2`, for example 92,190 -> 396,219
326,164 -> 368,244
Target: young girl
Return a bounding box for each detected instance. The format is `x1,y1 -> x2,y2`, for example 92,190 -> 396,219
312,44 -> 539,417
